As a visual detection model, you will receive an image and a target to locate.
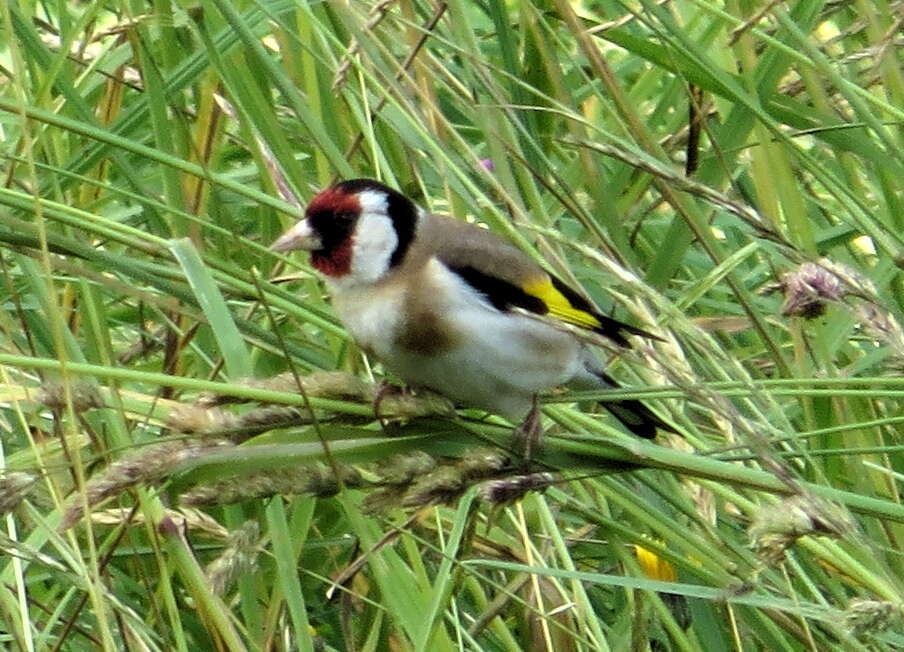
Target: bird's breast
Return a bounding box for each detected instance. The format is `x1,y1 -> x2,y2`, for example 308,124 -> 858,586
328,278 -> 460,362
327,260 -> 588,419
329,282 -> 407,358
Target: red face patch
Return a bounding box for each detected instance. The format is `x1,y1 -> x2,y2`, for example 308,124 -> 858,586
307,187 -> 361,218
311,238 -> 353,277
305,187 -> 362,278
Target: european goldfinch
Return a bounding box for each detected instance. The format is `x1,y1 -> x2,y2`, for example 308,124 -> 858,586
272,179 -> 674,438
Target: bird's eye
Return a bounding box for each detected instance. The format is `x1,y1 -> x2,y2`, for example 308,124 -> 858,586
335,210 -> 356,223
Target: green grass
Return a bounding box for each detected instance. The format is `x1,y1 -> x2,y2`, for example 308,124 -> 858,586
2,0 -> 904,649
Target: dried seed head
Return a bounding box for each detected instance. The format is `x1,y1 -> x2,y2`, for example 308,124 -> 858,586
775,262 -> 844,319
180,464 -> 364,506
749,494 -> 853,564
361,486 -> 405,514
375,451 -> 437,486
38,381 -> 103,413
845,599 -> 900,636
767,259 -> 877,320
767,261 -> 904,371
478,473 -> 556,504
167,405 -> 239,434
305,465 -> 364,498
856,303 -> 903,342
401,466 -> 466,508
818,258 -> 876,298
0,472 -> 37,515
358,452 -> 440,513
90,507 -> 230,539
206,521 -> 261,596
854,302 -> 904,372
456,448 -> 511,480
169,404 -> 312,442
61,440 -> 232,530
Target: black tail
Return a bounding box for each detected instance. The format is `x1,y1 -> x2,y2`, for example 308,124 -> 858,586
598,373 -> 677,438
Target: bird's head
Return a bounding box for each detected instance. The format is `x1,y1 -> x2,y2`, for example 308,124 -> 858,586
271,179 -> 418,283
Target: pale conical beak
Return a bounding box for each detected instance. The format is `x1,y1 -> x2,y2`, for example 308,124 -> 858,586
270,220 -> 322,253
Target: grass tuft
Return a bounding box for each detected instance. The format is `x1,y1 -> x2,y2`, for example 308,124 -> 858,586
2,1 -> 904,649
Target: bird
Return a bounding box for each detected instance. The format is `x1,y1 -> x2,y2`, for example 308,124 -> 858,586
271,178 -> 674,443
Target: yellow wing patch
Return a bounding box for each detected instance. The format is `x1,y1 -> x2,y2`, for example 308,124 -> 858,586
635,543 -> 678,582
522,278 -> 602,330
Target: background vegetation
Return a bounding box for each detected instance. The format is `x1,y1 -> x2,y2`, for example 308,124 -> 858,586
2,0 -> 904,649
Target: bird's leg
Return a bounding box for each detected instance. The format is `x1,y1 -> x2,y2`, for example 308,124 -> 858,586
372,380 -> 410,423
511,395 -> 543,469
372,382 -> 458,433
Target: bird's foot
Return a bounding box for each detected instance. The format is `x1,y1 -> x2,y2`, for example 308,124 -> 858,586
511,397 -> 543,470
372,381 -> 413,422
372,382 -> 456,426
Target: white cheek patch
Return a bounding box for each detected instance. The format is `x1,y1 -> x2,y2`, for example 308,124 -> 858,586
348,209 -> 399,285
357,189 -> 389,216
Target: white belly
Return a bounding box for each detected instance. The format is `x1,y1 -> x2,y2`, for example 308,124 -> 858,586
329,261 -> 587,419
385,318 -> 583,418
